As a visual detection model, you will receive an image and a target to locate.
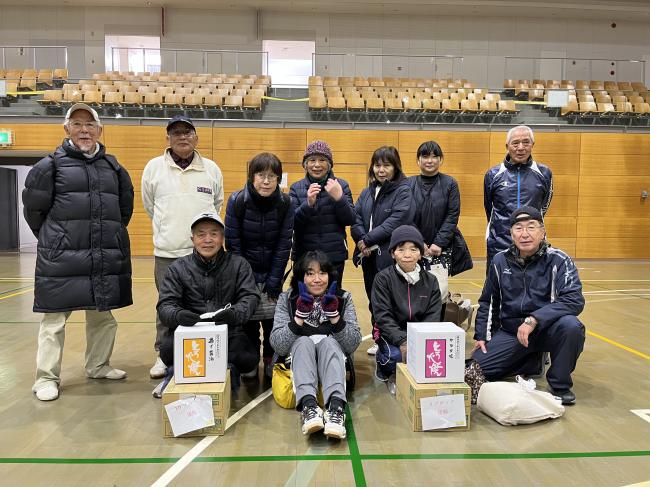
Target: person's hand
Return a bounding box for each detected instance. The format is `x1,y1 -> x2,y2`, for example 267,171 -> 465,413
357,240 -> 367,252
472,340 -> 487,354
265,287 -> 281,300
362,248 -> 372,257
295,281 -> 314,319
517,317 -> 537,347
429,244 -> 442,256
213,307 -> 237,326
324,178 -> 343,201
399,342 -> 408,363
321,282 -> 339,320
176,309 -> 200,327
307,183 -> 321,207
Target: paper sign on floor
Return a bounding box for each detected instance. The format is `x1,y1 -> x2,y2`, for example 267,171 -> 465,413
420,394 -> 467,431
164,395 -> 215,437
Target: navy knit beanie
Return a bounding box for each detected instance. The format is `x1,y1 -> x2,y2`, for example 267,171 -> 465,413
389,225 -> 425,255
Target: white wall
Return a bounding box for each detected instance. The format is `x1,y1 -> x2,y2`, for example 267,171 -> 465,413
3,165 -> 37,252
0,6 -> 648,87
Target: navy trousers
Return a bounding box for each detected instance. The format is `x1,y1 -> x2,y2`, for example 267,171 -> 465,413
472,315 -> 585,391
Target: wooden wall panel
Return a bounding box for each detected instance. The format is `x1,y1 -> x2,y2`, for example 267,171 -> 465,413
214,128 -> 305,151
307,129 -> 399,153
579,176 -> 650,197
400,131 -> 490,154
577,197 -> 649,217
0,123 -> 72,150
103,126 -> 212,152
580,133 -> 650,155
6,124 -> 650,259
577,217 -> 650,238
576,238 -> 650,258
580,154 -> 650,176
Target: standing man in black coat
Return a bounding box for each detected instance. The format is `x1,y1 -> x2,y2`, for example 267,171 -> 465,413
289,140 -> 356,285
22,103 -> 134,401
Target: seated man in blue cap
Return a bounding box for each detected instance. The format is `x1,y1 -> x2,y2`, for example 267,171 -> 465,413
471,206 -> 586,405
153,211 -> 260,396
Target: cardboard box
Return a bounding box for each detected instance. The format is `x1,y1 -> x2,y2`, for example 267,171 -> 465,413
406,322 -> 465,383
162,372 -> 231,438
174,323 -> 228,384
396,363 -> 470,432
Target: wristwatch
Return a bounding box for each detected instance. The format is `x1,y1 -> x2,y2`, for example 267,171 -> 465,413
524,316 -> 536,328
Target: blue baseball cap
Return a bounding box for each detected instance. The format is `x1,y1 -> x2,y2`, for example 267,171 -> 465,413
166,115 -> 195,133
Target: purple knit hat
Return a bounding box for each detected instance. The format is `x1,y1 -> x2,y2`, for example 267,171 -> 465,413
303,140 -> 333,166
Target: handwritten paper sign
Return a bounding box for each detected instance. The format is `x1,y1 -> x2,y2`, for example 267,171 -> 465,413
164,395 -> 215,437
420,394 -> 466,431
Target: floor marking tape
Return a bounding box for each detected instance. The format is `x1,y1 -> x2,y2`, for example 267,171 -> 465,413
587,331 -> 650,361
630,410 -> 650,425
0,288 -> 33,301
150,388 -> 272,487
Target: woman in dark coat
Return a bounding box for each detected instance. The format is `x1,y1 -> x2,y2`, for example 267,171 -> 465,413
351,146 -> 414,355
225,152 -> 294,378
405,140 -> 472,279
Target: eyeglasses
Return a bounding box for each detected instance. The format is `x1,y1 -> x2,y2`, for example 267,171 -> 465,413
68,121 -> 98,130
512,223 -> 543,234
169,129 -> 194,137
509,139 -> 532,147
254,172 -> 279,182
306,158 -> 329,166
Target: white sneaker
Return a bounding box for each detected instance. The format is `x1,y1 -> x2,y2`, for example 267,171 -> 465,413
367,344 -> 378,355
150,357 -> 167,379
241,366 -> 259,379
301,405 -> 324,435
324,406 -> 346,439
35,383 -> 59,401
92,368 -> 127,380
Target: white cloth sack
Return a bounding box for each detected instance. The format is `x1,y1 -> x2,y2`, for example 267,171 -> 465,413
477,376 -> 565,425
428,264 -> 449,303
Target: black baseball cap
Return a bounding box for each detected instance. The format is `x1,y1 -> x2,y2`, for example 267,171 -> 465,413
166,115 -> 195,133
510,206 -> 544,227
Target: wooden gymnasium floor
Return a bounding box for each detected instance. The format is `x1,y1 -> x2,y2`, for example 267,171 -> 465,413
0,253 -> 649,487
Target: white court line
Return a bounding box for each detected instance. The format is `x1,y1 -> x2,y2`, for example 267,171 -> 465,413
584,289 -> 650,294
362,334 -> 372,341
151,388 -> 272,487
631,410 -> 650,425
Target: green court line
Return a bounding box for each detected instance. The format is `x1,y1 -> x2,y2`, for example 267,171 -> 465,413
2,450 -> 648,465
345,405 -> 367,487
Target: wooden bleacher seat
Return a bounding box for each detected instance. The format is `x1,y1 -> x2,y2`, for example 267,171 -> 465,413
441,99 -> 461,113
243,95 -> 262,110
615,102 -> 632,116
223,95 -> 243,110
183,94 -> 203,109
403,98 -> 422,111
479,99 -> 499,114
103,92 -> 124,106
38,90 -> 62,106
122,92 -> 143,107
560,99 -> 579,117
83,91 -> 103,107
366,98 -> 385,112
498,99 -> 519,115
346,97 -> 365,111
62,90 -> 82,103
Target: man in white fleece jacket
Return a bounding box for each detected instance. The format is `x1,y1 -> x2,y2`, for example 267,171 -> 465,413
141,115 -> 224,378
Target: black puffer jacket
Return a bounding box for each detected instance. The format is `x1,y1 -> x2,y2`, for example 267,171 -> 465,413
22,139 -> 134,312
351,177 -> 414,271
157,249 -> 260,333
406,173 -> 473,276
289,173 -> 356,264
371,265 -> 442,346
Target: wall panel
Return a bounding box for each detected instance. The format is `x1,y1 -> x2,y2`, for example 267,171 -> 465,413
6,125 -> 650,259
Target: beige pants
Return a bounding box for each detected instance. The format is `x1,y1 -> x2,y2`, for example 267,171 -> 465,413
33,310 -> 119,392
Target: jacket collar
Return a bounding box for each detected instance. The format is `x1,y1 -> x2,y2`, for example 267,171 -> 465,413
503,154 -> 533,169
164,148 -> 205,171
191,247 -> 226,270
62,138 -> 106,162
507,241 -> 549,267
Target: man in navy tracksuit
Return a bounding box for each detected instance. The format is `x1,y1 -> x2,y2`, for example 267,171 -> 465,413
472,206 -> 585,405
484,126 -> 553,268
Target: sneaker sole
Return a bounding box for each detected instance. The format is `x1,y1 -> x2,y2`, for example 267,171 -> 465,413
150,371 -> 166,379
324,427 -> 346,439
302,421 -> 324,435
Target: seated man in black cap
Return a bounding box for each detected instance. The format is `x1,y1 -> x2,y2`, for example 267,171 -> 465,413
153,212 -> 260,396
471,206 -> 586,404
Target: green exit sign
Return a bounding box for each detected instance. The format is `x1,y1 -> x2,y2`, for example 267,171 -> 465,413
0,129 -> 14,146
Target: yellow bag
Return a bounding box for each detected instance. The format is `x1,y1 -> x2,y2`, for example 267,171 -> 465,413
271,361 -> 323,409
272,362 -> 297,409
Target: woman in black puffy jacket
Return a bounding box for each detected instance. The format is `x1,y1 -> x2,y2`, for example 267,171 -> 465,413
351,146 -> 414,354
225,153 -> 294,378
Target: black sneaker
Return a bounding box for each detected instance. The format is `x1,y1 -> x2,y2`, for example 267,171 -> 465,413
549,388 -> 576,405
324,406 -> 346,439
301,405 -> 324,435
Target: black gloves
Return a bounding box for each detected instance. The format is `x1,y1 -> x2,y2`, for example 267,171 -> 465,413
214,308 -> 237,326
176,309 -> 200,327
